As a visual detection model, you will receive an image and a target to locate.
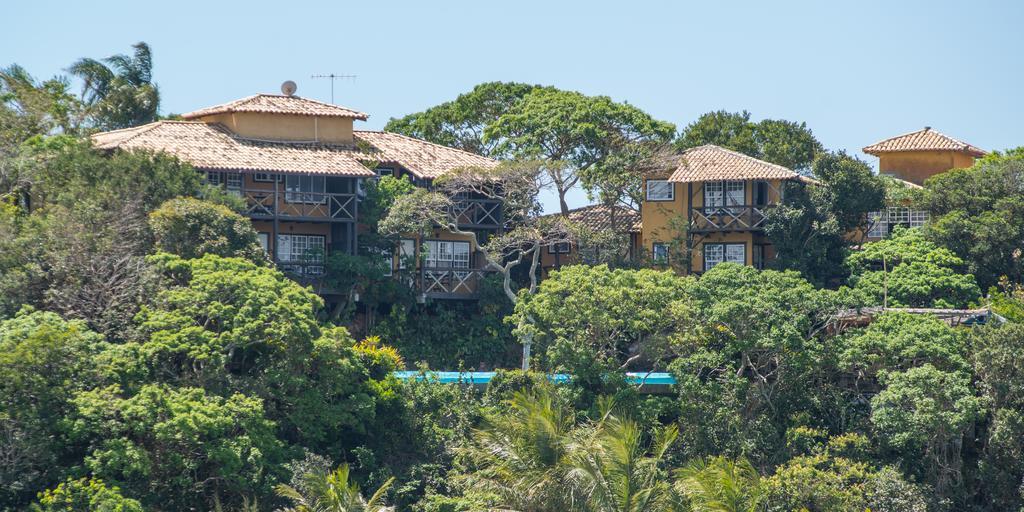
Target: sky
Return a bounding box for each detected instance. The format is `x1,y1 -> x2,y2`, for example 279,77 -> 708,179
4,0 -> 1023,212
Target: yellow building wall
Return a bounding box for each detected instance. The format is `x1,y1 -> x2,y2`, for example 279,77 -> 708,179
198,112 -> 354,144
640,179 -> 787,273
878,150 -> 977,185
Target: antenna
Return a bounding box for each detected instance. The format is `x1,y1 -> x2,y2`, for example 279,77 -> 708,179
311,73 -> 356,104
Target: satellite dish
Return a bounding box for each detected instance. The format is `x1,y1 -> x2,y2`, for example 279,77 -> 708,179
281,80 -> 297,96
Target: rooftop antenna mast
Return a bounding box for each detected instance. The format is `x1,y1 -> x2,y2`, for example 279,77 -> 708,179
311,73 -> 356,104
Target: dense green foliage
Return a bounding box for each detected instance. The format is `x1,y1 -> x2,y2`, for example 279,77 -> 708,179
3,65 -> 1024,511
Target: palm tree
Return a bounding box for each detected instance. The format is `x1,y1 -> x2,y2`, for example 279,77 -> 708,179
674,456 -> 763,512
566,413 -> 680,512
274,464 -> 394,512
460,385 -> 577,512
67,42 -> 159,129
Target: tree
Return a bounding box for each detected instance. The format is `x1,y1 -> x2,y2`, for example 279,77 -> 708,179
276,464 -> 395,512
511,265 -> 695,386
838,311 -> 968,380
384,82 -> 545,158
486,88 -> 675,215
870,365 -> 985,505
971,324 -> 1024,510
68,42 -> 159,130
66,384 -> 283,511
918,149 -> 1024,289
675,111 -> 823,172
32,477 -> 143,512
567,414 -> 679,512
460,386 -> 577,512
765,152 -> 885,286
675,456 -> 763,512
148,197 -> 268,263
0,309 -> 108,509
846,227 -> 981,308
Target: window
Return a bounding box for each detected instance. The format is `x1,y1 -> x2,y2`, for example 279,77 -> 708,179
205,171 -> 221,186
285,175 -> 326,203
867,208 -> 931,238
548,241 -> 571,254
276,234 -> 325,263
753,244 -> 766,270
703,243 -> 746,271
424,240 -> 471,269
652,243 -> 670,264
254,173 -> 277,182
754,181 -> 769,206
867,211 -> 887,238
398,239 -> 416,270
704,181 -> 724,207
375,167 -> 394,179
726,181 -> 745,212
225,173 -> 242,196
646,180 -> 673,201
257,233 -> 269,254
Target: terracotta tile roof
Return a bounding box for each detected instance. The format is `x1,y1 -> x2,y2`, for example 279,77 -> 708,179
355,130 -> 499,179
543,204 -> 641,233
668,144 -> 801,183
863,127 -> 985,157
91,121 -> 375,176
181,94 -> 369,120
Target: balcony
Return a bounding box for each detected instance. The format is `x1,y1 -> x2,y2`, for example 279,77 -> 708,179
449,198 -> 502,229
416,266 -> 498,299
690,205 -> 769,233
243,189 -> 357,222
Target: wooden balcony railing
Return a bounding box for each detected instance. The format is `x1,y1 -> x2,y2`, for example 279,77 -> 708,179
449,198 -> 502,228
690,205 -> 769,232
243,190 -> 357,222
417,266 -> 497,298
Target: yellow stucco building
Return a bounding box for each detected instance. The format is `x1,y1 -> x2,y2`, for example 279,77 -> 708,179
861,127 -> 985,239
640,144 -> 813,274
92,90 -> 500,299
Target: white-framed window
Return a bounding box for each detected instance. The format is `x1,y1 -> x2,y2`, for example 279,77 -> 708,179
646,180 -> 674,201
726,181 -> 745,207
704,243 -> 746,271
285,175 -> 326,203
704,181 -> 724,207
225,172 -> 243,196
548,241 -> 571,254
867,210 -> 887,238
398,239 -> 416,270
257,233 -> 269,254
254,173 -> 277,182
276,234 -> 325,263
652,243 -> 670,264
375,167 -> 394,180
424,240 -> 471,269
205,171 -> 222,186
867,208 -> 931,238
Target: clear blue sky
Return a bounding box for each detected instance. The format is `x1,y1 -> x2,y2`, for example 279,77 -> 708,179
5,0 -> 1023,212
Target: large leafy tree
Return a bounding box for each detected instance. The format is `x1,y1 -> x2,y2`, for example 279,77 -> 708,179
68,42 -> 159,130
486,88 -> 675,214
0,309 -> 108,509
67,383 -> 284,511
675,111 -> 823,172
870,365 -> 985,506
845,227 -> 981,308
148,197 -> 268,263
384,81 -> 545,158
765,152 -> 885,286
918,149 -> 1024,289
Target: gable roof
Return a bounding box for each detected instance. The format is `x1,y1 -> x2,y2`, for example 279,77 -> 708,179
863,127 -> 985,157
668,144 -> 801,183
91,121 -> 374,176
355,130 -> 499,179
181,94 -> 369,120
542,204 -> 641,233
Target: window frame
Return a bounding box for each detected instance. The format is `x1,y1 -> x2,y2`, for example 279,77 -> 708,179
254,173 -> 277,183
645,180 -> 674,201
703,242 -> 746,271
284,175 -> 327,204
652,242 -> 670,264
424,240 -> 471,269
276,234 -> 326,264
548,241 -> 571,254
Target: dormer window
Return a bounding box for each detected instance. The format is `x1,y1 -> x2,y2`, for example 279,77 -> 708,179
375,167 -> 394,179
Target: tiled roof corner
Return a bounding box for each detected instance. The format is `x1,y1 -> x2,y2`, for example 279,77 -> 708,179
181,94 -> 369,120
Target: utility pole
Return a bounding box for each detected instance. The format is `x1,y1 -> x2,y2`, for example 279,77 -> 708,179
311,73 -> 356,104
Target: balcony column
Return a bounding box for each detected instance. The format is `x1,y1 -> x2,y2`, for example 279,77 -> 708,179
272,185 -> 279,264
